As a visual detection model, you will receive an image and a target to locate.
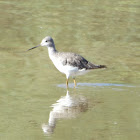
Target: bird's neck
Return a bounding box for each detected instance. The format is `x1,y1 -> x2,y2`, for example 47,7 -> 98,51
48,46 -> 57,59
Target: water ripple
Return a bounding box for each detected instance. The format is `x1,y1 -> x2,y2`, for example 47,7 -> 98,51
57,83 -> 136,88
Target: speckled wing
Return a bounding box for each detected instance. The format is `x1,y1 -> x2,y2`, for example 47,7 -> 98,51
58,52 -> 106,70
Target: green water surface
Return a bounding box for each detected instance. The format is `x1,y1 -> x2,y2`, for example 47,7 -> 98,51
0,0 -> 140,140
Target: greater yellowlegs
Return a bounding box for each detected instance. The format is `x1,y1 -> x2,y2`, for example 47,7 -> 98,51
27,36 -> 106,88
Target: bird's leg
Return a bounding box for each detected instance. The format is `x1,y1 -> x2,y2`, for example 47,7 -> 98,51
73,78 -> 76,87
66,79 -> 68,88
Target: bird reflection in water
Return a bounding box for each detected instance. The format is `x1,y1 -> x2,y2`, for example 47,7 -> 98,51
42,90 -> 88,135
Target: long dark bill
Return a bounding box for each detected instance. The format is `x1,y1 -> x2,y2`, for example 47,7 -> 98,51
27,44 -> 40,51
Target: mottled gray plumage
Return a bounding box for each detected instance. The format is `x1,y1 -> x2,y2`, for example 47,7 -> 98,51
55,52 -> 106,70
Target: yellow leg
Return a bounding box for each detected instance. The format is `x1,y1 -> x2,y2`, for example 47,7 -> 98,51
73,79 -> 76,87
66,79 -> 68,88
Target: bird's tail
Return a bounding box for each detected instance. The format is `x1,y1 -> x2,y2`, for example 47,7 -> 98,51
96,65 -> 107,69
86,62 -> 107,69
89,64 -> 107,69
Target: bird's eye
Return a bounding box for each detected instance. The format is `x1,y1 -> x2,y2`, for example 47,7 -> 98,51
46,40 -> 48,42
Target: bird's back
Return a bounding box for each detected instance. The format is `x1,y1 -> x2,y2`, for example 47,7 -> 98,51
54,52 -> 106,70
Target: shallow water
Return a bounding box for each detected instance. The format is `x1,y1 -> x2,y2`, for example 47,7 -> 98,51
0,0 -> 140,140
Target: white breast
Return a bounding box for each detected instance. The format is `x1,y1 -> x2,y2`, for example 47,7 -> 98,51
50,54 -> 79,76
49,51 -> 88,78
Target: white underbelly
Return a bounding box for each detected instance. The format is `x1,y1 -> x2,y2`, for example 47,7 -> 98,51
50,56 -> 89,78
54,61 -> 79,75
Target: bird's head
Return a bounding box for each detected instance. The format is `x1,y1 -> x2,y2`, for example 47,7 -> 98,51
40,36 -> 55,47
27,36 -> 55,51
